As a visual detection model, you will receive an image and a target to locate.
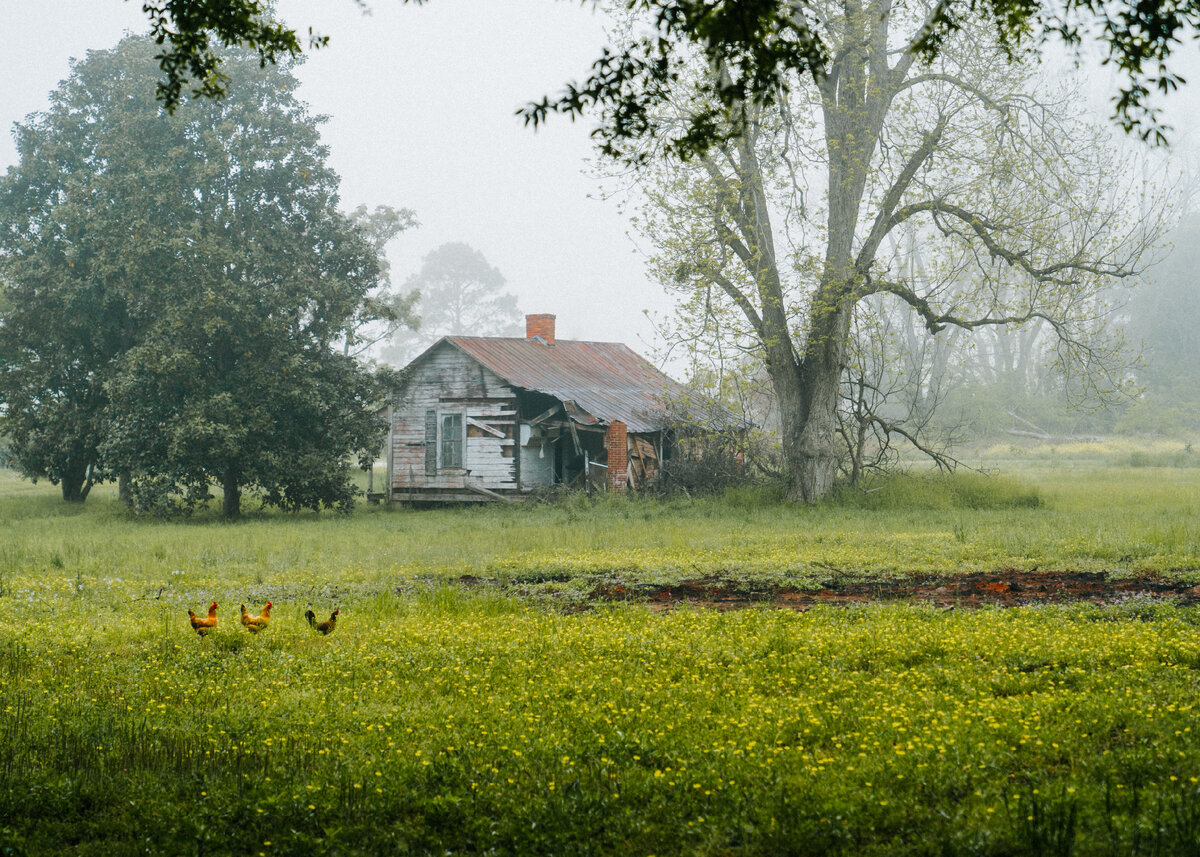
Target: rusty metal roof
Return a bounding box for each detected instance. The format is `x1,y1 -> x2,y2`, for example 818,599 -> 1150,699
443,336 -> 688,434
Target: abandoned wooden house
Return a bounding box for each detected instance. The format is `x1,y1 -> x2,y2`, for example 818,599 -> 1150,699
386,314 -> 713,502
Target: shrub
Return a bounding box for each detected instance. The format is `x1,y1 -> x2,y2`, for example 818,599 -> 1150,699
829,471 -> 1042,511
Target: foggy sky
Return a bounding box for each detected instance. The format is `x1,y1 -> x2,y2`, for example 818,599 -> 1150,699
0,1 -> 672,355
3,2 -> 1199,365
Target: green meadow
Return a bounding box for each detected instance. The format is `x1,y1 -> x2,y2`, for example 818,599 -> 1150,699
3,447 -> 1200,855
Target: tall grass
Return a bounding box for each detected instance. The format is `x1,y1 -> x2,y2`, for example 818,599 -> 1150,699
6,595 -> 1200,855
4,464 -> 1196,600
1,462 -> 1200,853
828,471 -> 1042,510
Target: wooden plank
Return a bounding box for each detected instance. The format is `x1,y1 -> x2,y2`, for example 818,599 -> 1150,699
528,404 -> 562,427
466,416 -> 506,438
424,410 -> 437,476
385,403 -> 394,503
545,420 -> 605,435
437,396 -> 516,404
628,434 -> 647,487
465,460 -> 511,468
514,419 -> 522,487
392,492 -> 494,503
465,481 -> 516,502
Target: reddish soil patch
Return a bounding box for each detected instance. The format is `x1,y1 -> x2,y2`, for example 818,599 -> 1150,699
587,571 -> 1200,611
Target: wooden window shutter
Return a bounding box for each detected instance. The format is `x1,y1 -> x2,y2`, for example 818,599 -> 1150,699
424,410 -> 438,476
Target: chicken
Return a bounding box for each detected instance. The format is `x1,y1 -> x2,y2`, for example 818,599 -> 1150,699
305,608 -> 338,635
187,602 -> 218,636
240,601 -> 272,633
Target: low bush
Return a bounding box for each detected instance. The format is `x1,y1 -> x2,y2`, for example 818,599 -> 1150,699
830,470 -> 1042,511
1128,446 -> 1199,468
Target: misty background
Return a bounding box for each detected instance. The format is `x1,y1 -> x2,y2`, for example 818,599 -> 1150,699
1,0 -> 675,353
4,0 -> 1200,434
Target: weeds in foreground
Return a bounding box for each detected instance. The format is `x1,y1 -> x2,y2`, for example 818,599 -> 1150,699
4,600 -> 1200,855
1,464 -> 1200,854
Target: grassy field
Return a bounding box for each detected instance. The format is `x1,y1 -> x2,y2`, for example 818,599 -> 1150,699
2,453 -> 1200,855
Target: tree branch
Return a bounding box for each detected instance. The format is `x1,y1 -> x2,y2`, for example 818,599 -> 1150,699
709,269 -> 767,338
875,276 -> 1068,335
864,413 -> 962,472
894,71 -> 1009,112
855,115 -> 949,277
879,200 -> 1140,284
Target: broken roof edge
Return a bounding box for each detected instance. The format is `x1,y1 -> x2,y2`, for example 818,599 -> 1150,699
446,336 -> 678,433
394,337 -> 618,425
396,336 -> 749,434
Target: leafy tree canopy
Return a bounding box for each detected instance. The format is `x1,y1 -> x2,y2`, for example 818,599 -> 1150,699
0,36 -> 393,516
525,0 -> 1200,159
138,0 -> 326,110
406,242 -> 521,338
345,204 -> 422,358
138,0 -> 1200,155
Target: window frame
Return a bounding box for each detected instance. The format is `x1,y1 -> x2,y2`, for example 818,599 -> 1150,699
439,411 -> 465,470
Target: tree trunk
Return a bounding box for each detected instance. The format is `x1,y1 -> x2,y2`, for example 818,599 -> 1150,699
222,469 -> 241,519
60,470 -> 87,503
763,299 -> 854,503
793,386 -> 842,502
118,471 -> 132,506
772,371 -> 809,499
792,360 -> 846,502
60,460 -> 95,503
786,275 -> 856,502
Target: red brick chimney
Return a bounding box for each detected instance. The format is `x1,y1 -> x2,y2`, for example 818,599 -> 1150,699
605,421 -> 629,492
525,313 -> 556,346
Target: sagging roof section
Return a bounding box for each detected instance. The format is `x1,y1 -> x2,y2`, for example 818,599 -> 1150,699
445,336 -> 684,434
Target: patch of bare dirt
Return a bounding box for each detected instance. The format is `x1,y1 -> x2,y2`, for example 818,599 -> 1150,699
586,571 -> 1200,611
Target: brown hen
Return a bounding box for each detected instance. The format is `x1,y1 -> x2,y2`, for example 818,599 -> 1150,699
187,602 -> 218,636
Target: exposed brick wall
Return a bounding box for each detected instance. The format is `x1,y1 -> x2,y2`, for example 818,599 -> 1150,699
525,314 -> 556,346
605,420 -> 629,492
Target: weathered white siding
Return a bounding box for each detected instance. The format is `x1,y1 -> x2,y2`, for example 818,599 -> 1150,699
391,343 -> 518,494
519,424 -> 556,488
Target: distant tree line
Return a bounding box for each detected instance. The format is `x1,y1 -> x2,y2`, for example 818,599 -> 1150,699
381,242 -> 523,365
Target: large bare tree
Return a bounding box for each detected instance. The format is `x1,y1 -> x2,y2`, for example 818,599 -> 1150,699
620,3 -> 1163,502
